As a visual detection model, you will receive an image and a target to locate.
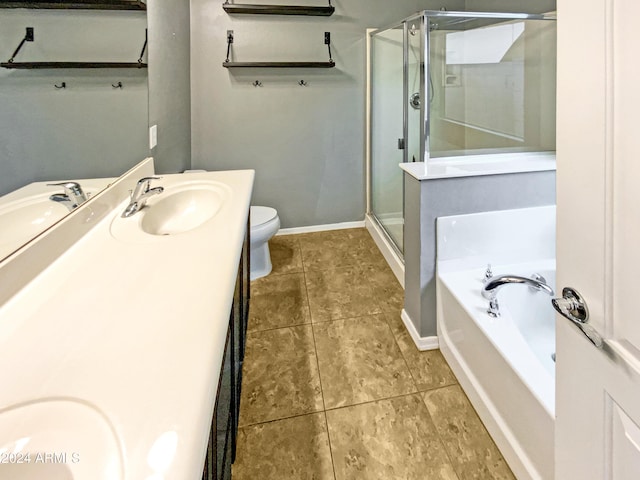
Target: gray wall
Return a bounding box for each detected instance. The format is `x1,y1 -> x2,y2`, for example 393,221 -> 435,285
404,170 -> 557,338
147,0 -> 192,174
0,0 -> 193,197
0,9 -> 149,195
190,0 -> 465,228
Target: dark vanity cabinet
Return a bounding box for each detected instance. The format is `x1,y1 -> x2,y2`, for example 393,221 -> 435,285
203,223 -> 250,480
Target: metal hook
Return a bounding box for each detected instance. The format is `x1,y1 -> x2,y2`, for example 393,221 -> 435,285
298,80 -> 308,86
253,80 -> 262,87
54,82 -> 66,89
112,81 -> 123,89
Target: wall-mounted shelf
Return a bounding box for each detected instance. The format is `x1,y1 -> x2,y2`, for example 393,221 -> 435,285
1,27 -> 148,70
223,61 -> 333,68
223,31 -> 335,69
222,2 -> 333,16
0,61 -> 147,69
0,0 -> 146,10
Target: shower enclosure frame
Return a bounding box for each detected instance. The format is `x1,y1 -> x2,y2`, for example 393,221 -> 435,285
367,10 -> 555,267
367,15 -> 425,265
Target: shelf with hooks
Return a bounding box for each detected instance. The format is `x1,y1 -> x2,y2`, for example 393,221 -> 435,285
1,62 -> 147,69
223,31 -> 335,69
224,61 -> 333,68
222,1 -> 333,16
0,0 -> 146,10
1,27 -> 148,70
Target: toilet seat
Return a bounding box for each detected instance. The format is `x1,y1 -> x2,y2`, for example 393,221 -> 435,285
250,206 -> 278,227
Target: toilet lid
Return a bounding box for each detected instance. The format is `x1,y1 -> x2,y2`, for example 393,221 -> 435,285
250,206 -> 278,227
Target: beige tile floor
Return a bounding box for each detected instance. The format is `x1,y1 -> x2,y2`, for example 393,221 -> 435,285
233,228 -> 515,480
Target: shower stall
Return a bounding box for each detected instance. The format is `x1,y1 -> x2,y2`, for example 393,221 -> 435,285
367,11 -> 557,263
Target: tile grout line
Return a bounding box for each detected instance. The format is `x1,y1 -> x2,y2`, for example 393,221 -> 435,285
323,390 -> 426,413
297,233 -> 329,412
369,262 -> 423,394
247,320 -> 313,336
247,310 -> 425,347
238,408 -> 326,430
418,390 -> 464,480
236,392 -> 446,438
427,386 -> 516,479
301,229 -> 419,415
298,235 -> 308,275
382,310 -> 426,392
305,255 -> 340,480
304,273 -> 327,413
299,231 -> 371,479
251,233 -> 311,334
380,311 -> 422,394
322,409 -> 339,480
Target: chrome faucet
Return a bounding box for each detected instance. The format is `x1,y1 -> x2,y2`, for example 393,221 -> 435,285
482,274 -> 554,317
121,176 -> 163,218
47,181 -> 89,212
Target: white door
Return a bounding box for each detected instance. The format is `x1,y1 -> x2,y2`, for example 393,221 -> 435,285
556,0 -> 640,478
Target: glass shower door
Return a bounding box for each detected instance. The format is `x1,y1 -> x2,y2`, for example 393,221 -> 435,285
406,16 -> 424,164
370,24 -> 405,254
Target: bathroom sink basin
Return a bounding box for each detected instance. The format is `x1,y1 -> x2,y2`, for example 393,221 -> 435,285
0,399 -> 123,479
111,180 -> 229,241
0,194 -> 84,259
141,185 -> 225,235
0,177 -> 110,259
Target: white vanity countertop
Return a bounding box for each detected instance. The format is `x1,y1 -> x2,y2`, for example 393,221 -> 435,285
0,169 -> 255,479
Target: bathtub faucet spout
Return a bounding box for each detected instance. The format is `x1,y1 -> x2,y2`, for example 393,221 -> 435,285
481,274 -> 554,317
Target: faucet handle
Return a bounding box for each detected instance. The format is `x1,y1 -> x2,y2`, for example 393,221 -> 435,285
131,176 -> 162,198
47,181 -> 80,192
137,176 -> 162,192
47,181 -> 80,187
487,297 -> 500,317
47,181 -> 88,206
138,176 -> 162,183
483,264 -> 493,283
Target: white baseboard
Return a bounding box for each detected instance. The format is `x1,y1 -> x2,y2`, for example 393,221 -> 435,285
401,309 -> 439,351
277,220 -> 365,236
365,214 -> 404,287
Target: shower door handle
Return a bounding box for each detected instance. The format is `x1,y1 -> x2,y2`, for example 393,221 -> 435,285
397,138 -> 405,150
552,287 -> 604,348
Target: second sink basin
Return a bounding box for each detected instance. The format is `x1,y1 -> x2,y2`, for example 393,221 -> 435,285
0,399 -> 123,480
0,191 -> 96,260
141,184 -> 225,235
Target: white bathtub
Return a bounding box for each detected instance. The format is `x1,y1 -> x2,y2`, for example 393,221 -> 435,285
438,261 -> 555,480
436,206 -> 556,480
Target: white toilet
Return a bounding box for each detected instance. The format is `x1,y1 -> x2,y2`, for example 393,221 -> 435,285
250,206 -> 280,280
